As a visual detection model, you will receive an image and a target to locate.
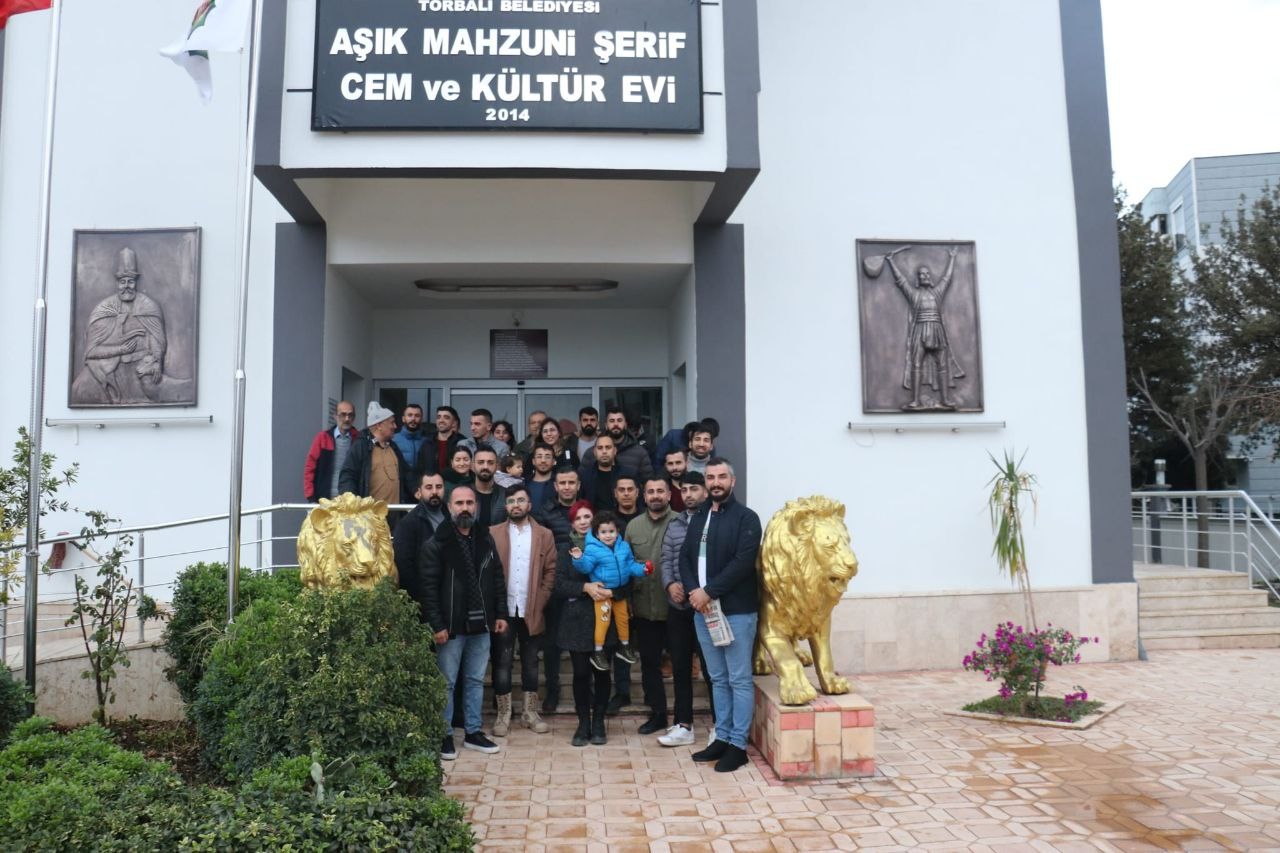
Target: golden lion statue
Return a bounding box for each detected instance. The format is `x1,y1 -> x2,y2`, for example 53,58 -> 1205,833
297,494 -> 398,591
752,496 -> 859,705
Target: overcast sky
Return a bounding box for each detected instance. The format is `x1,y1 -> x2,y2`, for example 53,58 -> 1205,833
1101,0 -> 1280,201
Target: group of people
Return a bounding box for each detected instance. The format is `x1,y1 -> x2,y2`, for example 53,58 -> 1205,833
303,402 -> 760,774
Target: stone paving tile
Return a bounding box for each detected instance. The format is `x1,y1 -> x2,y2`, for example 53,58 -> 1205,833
447,649 -> 1280,850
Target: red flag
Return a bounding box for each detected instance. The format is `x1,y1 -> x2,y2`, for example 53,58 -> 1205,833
0,0 -> 52,29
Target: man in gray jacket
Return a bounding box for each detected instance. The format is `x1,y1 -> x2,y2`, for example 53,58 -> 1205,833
581,406 -> 654,482
658,471 -> 713,746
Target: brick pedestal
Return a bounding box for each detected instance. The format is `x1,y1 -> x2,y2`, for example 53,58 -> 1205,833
749,674 -> 875,780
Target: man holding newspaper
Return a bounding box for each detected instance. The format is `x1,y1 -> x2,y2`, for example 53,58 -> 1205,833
679,458 -> 763,773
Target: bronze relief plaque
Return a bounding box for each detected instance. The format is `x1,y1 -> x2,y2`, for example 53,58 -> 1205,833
68,228 -> 200,408
856,239 -> 984,414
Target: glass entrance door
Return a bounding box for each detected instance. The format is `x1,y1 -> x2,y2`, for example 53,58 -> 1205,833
447,387 -> 593,437
521,389 -> 595,434
449,389 -> 520,429
375,380 -> 665,442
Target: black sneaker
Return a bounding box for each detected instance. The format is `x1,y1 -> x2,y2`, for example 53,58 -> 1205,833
637,714 -> 668,735
542,689 -> 560,715
571,719 -> 591,747
615,643 -> 640,664
440,735 -> 457,761
691,739 -> 728,763
590,714 -> 607,745
714,744 -> 749,773
605,693 -> 629,716
462,731 -> 500,754
590,650 -> 610,671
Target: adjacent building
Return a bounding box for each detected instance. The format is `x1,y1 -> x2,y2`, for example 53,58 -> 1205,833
1140,152 -> 1280,511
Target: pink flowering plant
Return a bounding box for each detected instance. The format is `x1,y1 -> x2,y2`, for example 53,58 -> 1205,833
962,622 -> 1102,721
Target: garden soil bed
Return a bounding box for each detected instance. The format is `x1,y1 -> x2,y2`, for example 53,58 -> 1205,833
943,700 -> 1124,730
70,719 -> 218,785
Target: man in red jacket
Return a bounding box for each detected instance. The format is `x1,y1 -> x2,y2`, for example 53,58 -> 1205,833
302,401 -> 359,501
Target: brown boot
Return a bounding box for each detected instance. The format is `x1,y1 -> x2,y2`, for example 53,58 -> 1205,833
522,691 -> 550,733
494,693 -> 512,737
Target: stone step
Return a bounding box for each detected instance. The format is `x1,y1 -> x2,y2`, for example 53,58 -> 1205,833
1139,589 -> 1271,612
1139,606 -> 1280,632
1142,626 -> 1280,650
1135,571 -> 1254,594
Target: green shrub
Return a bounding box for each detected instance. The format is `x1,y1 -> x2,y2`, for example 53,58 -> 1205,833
174,754 -> 474,852
191,580 -> 446,790
0,665 -> 31,743
0,720 -> 474,852
161,561 -> 301,704
0,717 -> 192,850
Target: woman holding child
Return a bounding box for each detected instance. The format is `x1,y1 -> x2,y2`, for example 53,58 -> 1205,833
554,505 -> 652,747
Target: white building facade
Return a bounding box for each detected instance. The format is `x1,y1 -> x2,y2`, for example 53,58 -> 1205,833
0,0 -> 1135,672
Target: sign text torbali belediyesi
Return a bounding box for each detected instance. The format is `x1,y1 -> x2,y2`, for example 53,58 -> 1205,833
312,0 -> 703,132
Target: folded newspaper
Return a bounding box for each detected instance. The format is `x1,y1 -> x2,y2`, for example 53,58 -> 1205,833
703,599 -> 735,647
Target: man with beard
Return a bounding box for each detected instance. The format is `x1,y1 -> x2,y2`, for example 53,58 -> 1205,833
433,406 -> 465,475
662,448 -> 688,513
578,433 -> 626,513
393,472 -> 446,618
623,476 -> 677,735
488,485 -> 559,736
471,446 -> 509,529
71,247 -> 169,405
650,420 -> 701,472
685,422 -> 716,476
525,443 -> 557,510
576,406 -> 599,460
582,407 -> 655,481
680,458 -> 762,773
658,472 -> 714,746
392,404 -> 435,477
422,486 -> 509,760
534,465 -> 582,712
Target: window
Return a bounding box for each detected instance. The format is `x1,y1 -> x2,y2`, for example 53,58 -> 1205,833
1171,203 -> 1187,252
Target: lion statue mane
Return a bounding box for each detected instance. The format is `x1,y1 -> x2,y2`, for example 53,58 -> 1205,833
297,493 -> 398,591
752,495 -> 859,705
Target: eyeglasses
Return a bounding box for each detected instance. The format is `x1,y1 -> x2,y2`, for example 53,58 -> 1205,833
336,412 -> 355,418
505,497 -> 530,505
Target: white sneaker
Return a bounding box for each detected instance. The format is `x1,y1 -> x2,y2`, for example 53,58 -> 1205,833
658,723 -> 695,747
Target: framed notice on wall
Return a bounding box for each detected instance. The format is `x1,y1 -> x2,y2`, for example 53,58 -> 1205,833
491,329 -> 549,379
312,0 -> 703,132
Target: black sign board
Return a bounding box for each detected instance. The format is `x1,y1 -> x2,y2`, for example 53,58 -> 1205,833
491,329 -> 549,378
313,0 -> 703,132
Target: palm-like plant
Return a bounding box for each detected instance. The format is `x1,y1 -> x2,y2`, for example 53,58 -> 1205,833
987,449 -> 1039,631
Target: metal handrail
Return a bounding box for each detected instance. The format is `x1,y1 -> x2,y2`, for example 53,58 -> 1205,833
1132,489 -> 1280,600
0,502 -> 416,553
0,500 -> 424,661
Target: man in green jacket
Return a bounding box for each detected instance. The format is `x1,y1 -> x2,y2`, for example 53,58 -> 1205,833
623,475 -> 677,736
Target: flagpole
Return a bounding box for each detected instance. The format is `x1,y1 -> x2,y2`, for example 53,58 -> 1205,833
225,0 -> 267,625
23,0 -> 66,701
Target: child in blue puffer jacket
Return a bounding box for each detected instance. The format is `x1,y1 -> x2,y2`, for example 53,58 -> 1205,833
570,510 -> 654,671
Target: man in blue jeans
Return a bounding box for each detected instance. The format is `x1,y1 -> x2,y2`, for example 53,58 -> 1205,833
678,457 -> 762,773
421,485 -> 509,760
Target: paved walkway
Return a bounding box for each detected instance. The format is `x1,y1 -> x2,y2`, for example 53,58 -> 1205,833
444,649 -> 1280,851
